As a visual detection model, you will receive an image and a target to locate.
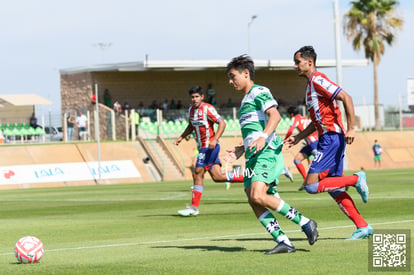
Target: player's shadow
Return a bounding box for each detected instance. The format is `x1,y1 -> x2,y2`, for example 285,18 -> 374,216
215,236 -> 343,243
154,244 -> 310,253
153,245 -> 246,252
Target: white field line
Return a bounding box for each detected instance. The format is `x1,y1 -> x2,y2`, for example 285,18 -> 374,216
1,219 -> 413,256
1,193 -> 413,202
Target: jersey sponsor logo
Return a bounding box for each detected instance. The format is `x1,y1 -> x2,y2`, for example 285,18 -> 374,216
316,77 -> 324,86
191,121 -> 206,126
2,169 -> 15,179
262,93 -> 273,101
239,113 -> 252,124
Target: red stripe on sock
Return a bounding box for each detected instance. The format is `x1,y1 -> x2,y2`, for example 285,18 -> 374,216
295,162 -> 307,180
232,173 -> 244,182
332,191 -> 368,228
191,190 -> 202,207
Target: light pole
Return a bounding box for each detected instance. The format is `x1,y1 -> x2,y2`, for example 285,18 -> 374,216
94,42 -> 112,63
248,15 -> 258,54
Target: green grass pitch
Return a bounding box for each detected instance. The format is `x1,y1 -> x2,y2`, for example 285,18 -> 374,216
0,168 -> 412,274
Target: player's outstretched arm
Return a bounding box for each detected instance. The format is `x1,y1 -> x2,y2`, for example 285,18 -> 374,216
174,124 -> 193,146
209,118 -> 226,149
285,122 -> 316,148
225,146 -> 245,163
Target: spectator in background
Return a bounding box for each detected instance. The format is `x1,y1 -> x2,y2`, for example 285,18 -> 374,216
123,102 -> 130,112
373,139 -> 382,168
169,99 -> 177,109
176,100 -> 183,109
162,99 -> 169,110
129,109 -> 140,139
29,112 -> 38,128
113,101 -> 122,113
149,100 -> 158,110
91,93 -> 96,104
137,101 -> 145,115
104,89 -> 111,107
67,111 -> 76,141
225,98 -> 235,108
206,83 -> 216,104
76,111 -> 87,140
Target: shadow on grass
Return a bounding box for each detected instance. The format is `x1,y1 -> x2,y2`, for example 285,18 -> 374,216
153,245 -> 311,253
153,245 -> 246,252
212,237 -> 344,243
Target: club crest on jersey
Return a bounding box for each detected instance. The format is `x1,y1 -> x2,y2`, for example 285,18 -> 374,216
198,152 -> 206,161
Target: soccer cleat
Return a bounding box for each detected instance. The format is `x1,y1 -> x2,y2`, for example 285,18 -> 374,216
298,184 -> 305,191
301,219 -> 319,245
346,224 -> 374,240
354,171 -> 369,203
264,241 -> 296,255
225,182 -> 231,191
177,206 -> 199,217
283,166 -> 294,182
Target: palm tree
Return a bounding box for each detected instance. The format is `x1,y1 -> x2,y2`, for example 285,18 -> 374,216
343,0 -> 403,130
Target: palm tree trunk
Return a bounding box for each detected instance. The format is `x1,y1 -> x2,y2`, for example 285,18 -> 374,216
373,57 -> 381,130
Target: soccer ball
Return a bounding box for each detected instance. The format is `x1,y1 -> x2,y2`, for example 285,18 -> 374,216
14,236 -> 44,264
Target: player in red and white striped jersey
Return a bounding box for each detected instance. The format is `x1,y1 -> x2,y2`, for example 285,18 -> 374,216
284,106 -> 318,183
174,86 -> 243,217
285,46 -> 373,240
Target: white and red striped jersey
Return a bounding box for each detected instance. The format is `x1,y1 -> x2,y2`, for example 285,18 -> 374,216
188,102 -> 222,149
285,114 -> 318,145
305,71 -> 345,136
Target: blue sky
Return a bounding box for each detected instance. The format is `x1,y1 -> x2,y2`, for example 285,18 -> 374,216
0,0 -> 412,119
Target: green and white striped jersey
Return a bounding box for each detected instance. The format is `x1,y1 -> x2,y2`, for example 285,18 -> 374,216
238,84 -> 280,160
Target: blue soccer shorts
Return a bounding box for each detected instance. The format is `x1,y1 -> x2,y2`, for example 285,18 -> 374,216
308,132 -> 345,177
196,143 -> 222,170
300,141 -> 318,157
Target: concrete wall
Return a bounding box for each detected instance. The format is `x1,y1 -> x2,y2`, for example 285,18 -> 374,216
175,131 -> 414,181
60,72 -> 128,141
0,142 -> 153,190
1,131 -> 411,190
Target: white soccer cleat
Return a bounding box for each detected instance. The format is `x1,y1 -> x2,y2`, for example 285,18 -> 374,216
177,206 -> 199,217
283,166 -> 294,182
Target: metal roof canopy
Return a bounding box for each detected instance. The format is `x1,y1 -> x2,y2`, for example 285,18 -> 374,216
60,59 -> 369,74
0,94 -> 52,106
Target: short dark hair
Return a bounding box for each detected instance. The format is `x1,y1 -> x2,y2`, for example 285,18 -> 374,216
188,85 -> 203,96
226,55 -> 255,80
287,106 -> 299,115
294,46 -> 317,64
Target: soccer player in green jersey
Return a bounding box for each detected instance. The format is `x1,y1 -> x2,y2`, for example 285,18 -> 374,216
224,55 -> 318,254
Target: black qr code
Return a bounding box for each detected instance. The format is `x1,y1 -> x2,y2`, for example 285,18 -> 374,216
369,229 -> 411,272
